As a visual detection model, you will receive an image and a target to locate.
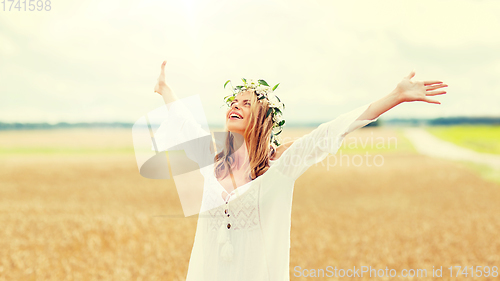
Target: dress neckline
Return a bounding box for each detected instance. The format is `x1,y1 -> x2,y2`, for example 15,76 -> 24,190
214,158 -> 278,200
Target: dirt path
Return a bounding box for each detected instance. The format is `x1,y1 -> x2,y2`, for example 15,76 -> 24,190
404,127 -> 500,170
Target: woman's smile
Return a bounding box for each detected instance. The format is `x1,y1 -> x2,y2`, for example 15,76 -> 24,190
228,111 -> 244,120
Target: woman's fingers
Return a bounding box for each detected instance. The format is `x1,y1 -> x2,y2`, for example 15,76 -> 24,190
154,60 -> 170,95
154,61 -> 165,94
423,80 -> 443,86
426,89 -> 447,96
159,60 -> 166,77
423,97 -> 441,104
426,83 -> 448,91
406,69 -> 416,79
161,60 -> 166,72
157,60 -> 167,83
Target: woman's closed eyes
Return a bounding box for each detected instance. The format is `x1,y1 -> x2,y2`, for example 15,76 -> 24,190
230,99 -> 251,107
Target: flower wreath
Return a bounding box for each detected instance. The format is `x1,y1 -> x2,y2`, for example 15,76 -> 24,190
222,78 -> 286,146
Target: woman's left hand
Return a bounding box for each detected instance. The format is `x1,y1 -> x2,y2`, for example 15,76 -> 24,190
394,70 -> 448,104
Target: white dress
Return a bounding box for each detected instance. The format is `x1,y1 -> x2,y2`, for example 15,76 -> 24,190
150,95 -> 378,281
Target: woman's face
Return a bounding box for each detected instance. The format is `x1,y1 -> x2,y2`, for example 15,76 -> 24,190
226,90 -> 253,136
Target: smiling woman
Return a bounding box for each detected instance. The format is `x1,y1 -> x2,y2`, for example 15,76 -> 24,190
225,92 -> 252,136
147,60 -> 448,281
216,87 -> 280,188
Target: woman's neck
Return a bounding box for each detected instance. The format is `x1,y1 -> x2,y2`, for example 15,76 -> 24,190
231,133 -> 250,171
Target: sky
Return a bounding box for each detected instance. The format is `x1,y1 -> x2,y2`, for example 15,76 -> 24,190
1,0 -> 499,126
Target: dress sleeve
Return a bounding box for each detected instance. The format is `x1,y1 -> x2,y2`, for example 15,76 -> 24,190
151,96 -> 214,168
271,102 -> 378,181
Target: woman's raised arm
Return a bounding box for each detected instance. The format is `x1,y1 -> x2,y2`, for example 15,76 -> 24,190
154,60 -> 179,109
356,70 -> 448,121
149,60 -> 215,164
270,70 -> 448,180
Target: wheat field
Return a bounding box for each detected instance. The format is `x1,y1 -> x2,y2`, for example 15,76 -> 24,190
0,128 -> 499,280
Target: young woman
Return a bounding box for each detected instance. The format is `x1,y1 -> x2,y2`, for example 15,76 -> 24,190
152,60 -> 448,281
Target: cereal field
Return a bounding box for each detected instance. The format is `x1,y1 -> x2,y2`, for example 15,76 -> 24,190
0,128 -> 499,280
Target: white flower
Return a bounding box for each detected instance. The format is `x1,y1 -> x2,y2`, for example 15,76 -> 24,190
256,85 -> 269,94
246,79 -> 257,87
273,115 -> 281,124
268,94 -> 281,108
269,99 -> 280,108
278,102 -> 284,111
274,97 -> 284,111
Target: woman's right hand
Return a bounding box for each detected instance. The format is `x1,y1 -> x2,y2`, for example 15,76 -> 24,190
154,60 -> 172,96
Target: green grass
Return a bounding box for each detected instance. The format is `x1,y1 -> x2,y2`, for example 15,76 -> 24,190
426,125 -> 500,155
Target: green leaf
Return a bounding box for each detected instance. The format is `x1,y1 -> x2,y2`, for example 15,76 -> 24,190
274,108 -> 282,115
265,108 -> 273,118
258,95 -> 266,100
224,80 -> 231,89
258,80 -> 269,86
241,78 -> 247,84
275,129 -> 282,135
235,86 -> 243,90
275,95 -> 281,102
228,96 -> 235,102
272,83 -> 280,91
278,120 -> 285,126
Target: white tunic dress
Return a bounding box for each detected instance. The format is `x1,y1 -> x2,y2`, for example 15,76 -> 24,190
151,96 -> 378,281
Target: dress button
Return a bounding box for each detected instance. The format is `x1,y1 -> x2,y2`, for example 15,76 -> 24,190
224,209 -> 228,214
227,223 -> 231,229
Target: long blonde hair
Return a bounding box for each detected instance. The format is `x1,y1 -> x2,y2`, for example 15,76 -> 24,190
214,89 -> 276,181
